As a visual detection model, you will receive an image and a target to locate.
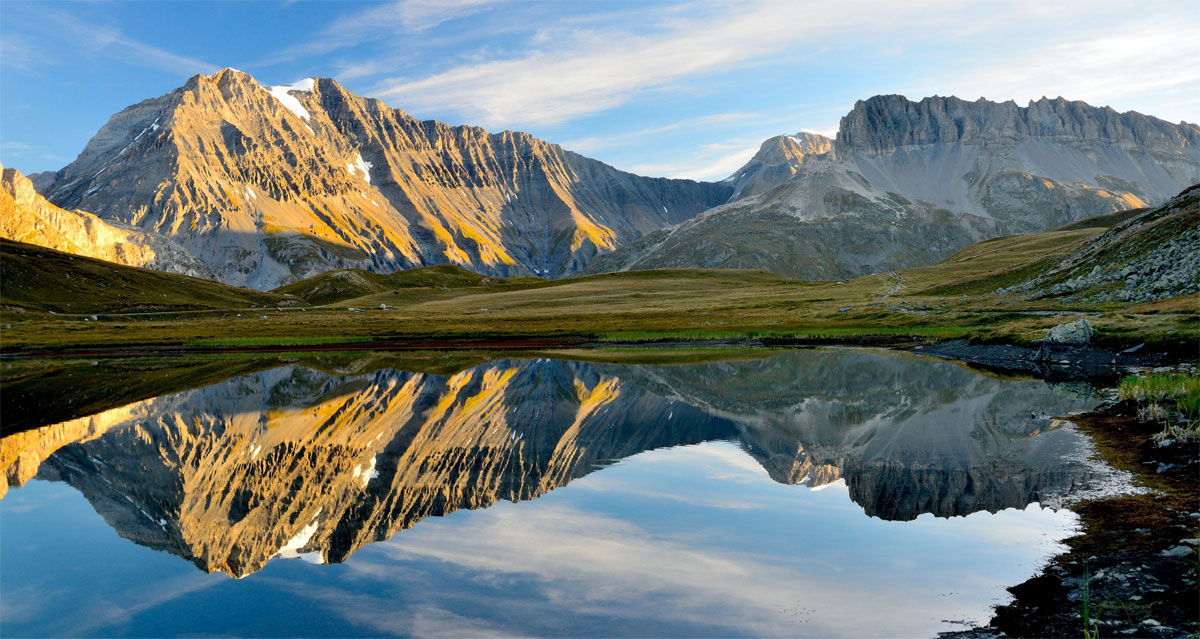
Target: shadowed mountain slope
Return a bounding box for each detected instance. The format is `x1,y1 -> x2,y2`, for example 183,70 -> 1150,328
0,238 -> 294,314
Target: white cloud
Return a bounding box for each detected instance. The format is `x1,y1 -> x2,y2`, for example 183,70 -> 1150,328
627,142 -> 761,181
369,0 -> 969,128
918,19 -> 1200,124
273,0 -> 500,63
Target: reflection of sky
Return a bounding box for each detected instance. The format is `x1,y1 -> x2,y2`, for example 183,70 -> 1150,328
1,441 -> 1077,638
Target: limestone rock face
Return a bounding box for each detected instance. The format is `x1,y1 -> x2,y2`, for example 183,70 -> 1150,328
589,95 -> 1200,280
723,131 -> 832,200
0,164 -> 209,278
35,69 -> 730,288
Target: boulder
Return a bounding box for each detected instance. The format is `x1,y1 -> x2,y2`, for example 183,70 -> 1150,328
1044,318 -> 1093,346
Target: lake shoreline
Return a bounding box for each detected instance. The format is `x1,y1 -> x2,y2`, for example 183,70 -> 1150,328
944,401 -> 1200,639
0,334 -> 1190,371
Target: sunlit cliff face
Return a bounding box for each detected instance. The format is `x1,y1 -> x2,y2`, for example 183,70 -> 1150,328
3,351 -> 1119,576
33,69 -> 730,288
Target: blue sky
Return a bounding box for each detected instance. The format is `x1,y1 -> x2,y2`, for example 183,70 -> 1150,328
2,0 -> 1197,181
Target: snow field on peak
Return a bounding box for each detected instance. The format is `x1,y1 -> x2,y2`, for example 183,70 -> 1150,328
267,79 -> 315,121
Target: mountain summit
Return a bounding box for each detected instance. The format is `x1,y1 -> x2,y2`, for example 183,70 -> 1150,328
589,94 -> 1199,279
34,69 -> 730,288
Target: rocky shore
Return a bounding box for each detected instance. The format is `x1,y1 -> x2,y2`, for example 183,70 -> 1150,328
943,399 -> 1199,638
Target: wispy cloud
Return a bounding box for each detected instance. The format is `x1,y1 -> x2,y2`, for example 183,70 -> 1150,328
3,6 -> 216,76
918,19 -> 1200,124
368,0 -> 969,128
561,112 -> 756,154
272,0 -> 501,64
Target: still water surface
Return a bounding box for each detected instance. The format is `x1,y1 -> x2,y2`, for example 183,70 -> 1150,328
1,349 -> 1132,637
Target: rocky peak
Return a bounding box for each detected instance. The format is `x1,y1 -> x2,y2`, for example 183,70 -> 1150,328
836,94 -> 1200,155
723,131 -> 833,200
36,68 -> 730,288
1,164 -> 38,208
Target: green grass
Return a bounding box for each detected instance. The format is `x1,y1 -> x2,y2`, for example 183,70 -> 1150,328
271,263 -> 545,305
1118,372 -> 1200,438
0,238 -> 295,313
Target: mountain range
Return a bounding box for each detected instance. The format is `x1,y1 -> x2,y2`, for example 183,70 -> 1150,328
590,95 -> 1199,279
6,69 -> 1198,288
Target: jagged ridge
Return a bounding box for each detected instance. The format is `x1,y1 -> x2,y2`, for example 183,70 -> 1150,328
35,69 -> 731,289
589,94 -> 1200,280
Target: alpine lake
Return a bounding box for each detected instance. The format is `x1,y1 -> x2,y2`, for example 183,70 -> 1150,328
0,348 -> 1139,637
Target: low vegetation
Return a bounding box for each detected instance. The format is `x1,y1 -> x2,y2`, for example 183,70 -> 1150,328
1118,372 -> 1200,439
1,208 -> 1197,355
0,238 -> 294,313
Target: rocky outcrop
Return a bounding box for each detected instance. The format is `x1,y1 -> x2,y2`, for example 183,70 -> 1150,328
1003,185 -> 1200,303
722,131 -> 831,200
589,95 -> 1199,280
34,69 -> 730,288
0,164 -> 209,277
1044,318 -> 1095,345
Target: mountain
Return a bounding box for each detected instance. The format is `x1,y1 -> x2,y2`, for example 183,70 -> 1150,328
722,131 -> 832,200
588,95 -> 1200,280
33,69 -> 730,289
1,163 -> 208,277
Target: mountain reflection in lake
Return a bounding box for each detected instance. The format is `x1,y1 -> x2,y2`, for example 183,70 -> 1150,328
1,349 -> 1133,637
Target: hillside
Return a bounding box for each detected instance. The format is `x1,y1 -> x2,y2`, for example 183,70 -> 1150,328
0,238 -> 295,314
1,163 -> 208,277
1,200 -> 1194,352
588,95 -> 1200,280
33,69 -> 729,288
1003,185 -> 1200,302
273,263 -> 544,306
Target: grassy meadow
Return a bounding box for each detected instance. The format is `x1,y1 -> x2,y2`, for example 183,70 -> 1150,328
0,224 -> 1196,354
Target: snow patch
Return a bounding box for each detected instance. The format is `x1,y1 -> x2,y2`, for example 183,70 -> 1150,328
355,456 -> 378,487
810,478 -> 846,492
268,83 -> 312,121
346,154 -> 372,182
278,510 -> 322,560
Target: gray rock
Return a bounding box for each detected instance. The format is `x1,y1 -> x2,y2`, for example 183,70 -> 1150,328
1045,318 -> 1094,345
